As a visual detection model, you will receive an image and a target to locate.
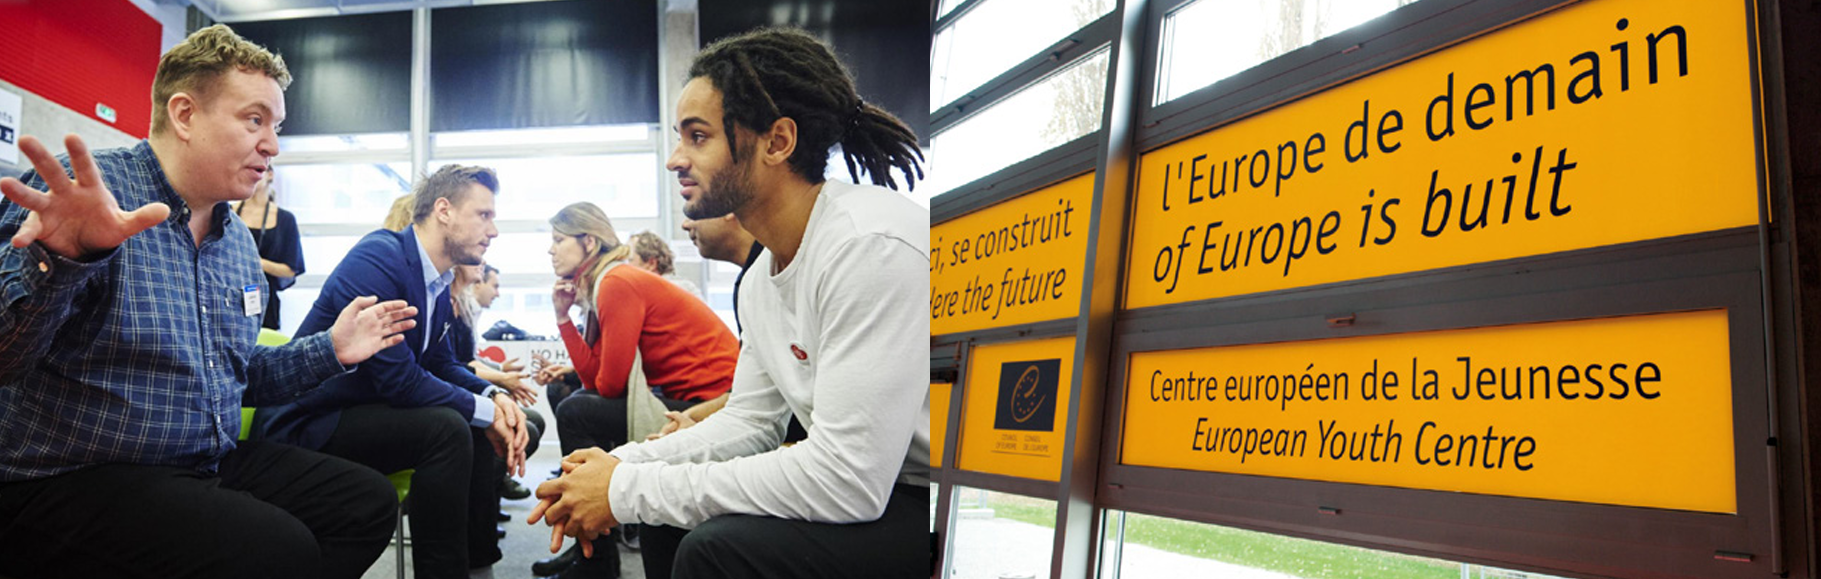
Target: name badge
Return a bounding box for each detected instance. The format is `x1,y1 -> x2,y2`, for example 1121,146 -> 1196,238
242,284 -> 263,317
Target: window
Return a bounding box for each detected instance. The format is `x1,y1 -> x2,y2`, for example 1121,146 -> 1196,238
823,146 -> 933,208
929,48 -> 1109,194
279,133 -> 409,154
475,287 -> 564,341
1155,0 -> 1416,105
432,125 -> 649,149
432,154 -> 661,221
272,162 -> 415,226
948,488 -> 1056,579
481,232 -> 561,275
932,0 -> 1114,111
1100,511 -> 1573,579
937,0 -> 963,19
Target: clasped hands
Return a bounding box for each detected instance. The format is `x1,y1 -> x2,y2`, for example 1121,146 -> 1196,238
527,447 -> 622,558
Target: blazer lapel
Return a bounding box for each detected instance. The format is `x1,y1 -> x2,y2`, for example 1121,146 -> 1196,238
399,226 -> 431,356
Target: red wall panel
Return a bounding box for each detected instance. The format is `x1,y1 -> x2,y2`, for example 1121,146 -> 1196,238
0,0 -> 161,140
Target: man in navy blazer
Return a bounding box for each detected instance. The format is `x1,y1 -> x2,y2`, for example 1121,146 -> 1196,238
258,164 -> 535,579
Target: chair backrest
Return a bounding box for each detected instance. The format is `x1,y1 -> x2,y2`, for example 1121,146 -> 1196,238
256,328 -> 292,347
239,408 -> 257,441
241,329 -> 293,441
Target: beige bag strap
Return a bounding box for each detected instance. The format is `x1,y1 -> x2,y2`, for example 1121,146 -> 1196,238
625,349 -> 670,443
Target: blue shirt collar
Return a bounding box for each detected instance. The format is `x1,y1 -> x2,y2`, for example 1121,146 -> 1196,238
413,227 -> 454,297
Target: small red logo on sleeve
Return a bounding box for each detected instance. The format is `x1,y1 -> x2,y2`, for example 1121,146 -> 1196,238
789,344 -> 808,361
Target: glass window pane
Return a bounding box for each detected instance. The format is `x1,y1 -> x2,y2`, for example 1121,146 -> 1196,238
482,232 -> 563,276
274,162 -> 415,225
938,0 -> 961,19
949,487 -> 1055,579
1156,0 -> 1415,105
932,0 -> 1113,111
476,285 -> 564,341
929,49 -> 1108,194
275,286 -> 320,336
278,133 -> 409,153
823,146 -> 931,208
433,154 -> 659,221
299,235 -> 365,282
432,124 -> 650,149
1104,511 -> 1573,579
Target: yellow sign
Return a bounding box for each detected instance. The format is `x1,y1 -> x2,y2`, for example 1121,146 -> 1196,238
932,382 -> 952,468
959,336 -> 1076,481
1122,310 -> 1736,513
1126,0 -> 1759,308
932,173 -> 1093,335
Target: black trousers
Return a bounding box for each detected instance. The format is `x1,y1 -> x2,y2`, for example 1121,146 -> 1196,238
0,440 -> 397,579
555,389 -> 695,576
647,483 -> 930,579
546,373 -> 581,411
555,389 -> 695,456
319,403 -> 541,579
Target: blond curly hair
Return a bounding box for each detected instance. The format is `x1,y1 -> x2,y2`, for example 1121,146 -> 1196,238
151,24 -> 292,136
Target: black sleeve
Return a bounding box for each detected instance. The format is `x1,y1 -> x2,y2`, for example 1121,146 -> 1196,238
267,209 -> 306,292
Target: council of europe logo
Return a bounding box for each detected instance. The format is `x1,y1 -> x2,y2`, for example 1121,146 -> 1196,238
994,359 -> 1059,431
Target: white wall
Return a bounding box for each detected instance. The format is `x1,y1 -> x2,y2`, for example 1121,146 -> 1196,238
0,79 -> 141,179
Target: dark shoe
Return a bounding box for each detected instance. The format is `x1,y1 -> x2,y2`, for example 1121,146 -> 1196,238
552,546 -> 620,579
532,544 -> 582,577
496,525 -> 507,540
502,474 -> 531,500
497,510 -> 512,522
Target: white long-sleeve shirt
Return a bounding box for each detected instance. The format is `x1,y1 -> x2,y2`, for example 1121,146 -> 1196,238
606,179 -> 931,528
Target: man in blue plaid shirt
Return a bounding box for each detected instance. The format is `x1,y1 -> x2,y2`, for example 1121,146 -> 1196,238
0,25 -> 417,579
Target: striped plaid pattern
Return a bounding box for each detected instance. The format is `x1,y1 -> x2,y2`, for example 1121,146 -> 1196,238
0,141 -> 344,481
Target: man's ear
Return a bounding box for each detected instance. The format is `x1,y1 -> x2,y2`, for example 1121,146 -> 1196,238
760,117 -> 798,167
434,197 -> 454,224
168,93 -> 199,141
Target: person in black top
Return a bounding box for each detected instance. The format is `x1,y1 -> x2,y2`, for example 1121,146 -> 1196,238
236,167 -> 305,329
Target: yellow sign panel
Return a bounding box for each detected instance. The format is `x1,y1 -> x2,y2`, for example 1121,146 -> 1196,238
1126,0 -> 1759,308
932,173 -> 1094,335
1123,310 -> 1736,513
960,337 -> 1076,481
932,382 -> 952,468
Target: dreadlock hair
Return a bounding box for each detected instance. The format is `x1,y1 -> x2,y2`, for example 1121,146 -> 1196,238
688,27 -> 924,191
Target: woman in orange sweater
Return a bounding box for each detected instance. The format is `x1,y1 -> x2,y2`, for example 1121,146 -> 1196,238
543,202 -> 739,578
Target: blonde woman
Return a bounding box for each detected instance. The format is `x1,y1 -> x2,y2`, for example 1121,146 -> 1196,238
543,202 -> 737,578
381,193 -> 413,231
235,167 -> 305,329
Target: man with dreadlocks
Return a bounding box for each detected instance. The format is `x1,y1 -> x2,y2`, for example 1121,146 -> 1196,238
528,27 -> 929,579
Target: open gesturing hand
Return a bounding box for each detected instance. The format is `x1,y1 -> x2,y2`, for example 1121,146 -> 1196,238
328,296 -> 418,366
0,135 -> 170,259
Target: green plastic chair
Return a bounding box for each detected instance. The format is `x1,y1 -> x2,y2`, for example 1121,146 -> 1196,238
387,469 -> 415,579
252,328 -> 413,579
